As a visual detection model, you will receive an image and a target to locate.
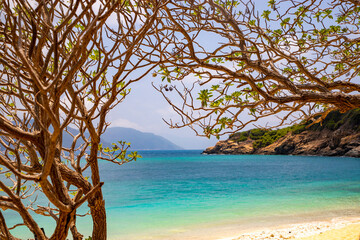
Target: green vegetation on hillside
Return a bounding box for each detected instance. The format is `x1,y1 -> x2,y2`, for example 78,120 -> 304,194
309,108 -> 360,131
229,124 -> 306,150
229,109 -> 360,150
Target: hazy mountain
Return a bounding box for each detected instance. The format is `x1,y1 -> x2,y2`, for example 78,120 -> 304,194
101,127 -> 182,150
62,126 -> 182,150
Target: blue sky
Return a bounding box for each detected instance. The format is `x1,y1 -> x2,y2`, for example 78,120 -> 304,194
104,1 -> 279,150
107,79 -> 221,150
104,0 -> 327,150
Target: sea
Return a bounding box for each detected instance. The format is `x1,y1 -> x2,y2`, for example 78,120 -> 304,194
5,150 -> 360,239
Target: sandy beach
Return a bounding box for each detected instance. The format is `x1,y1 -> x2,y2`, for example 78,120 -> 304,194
225,217 -> 360,240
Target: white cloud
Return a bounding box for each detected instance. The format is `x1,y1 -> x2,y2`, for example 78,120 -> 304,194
156,106 -> 178,119
109,118 -> 144,131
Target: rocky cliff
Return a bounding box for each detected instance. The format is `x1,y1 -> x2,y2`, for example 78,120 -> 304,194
203,109 -> 360,157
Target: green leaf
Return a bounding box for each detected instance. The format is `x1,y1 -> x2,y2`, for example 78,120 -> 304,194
90,49 -> 100,61
75,23 -> 85,31
268,0 -> 275,7
262,10 -> 271,20
280,18 -> 290,27
197,89 -> 213,107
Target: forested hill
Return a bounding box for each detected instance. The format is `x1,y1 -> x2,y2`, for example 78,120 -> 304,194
203,109 -> 360,157
63,127 -> 182,150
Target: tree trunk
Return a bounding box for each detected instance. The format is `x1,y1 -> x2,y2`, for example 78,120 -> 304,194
88,192 -> 107,240
70,211 -> 84,240
88,139 -> 107,240
49,211 -> 73,240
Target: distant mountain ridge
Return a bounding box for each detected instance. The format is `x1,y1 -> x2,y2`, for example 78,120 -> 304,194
101,127 -> 182,150
1,120 -> 182,151
62,126 -> 182,150
203,109 -> 360,157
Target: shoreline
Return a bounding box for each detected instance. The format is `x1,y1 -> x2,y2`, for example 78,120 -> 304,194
201,152 -> 360,158
221,216 -> 360,240
108,211 -> 360,240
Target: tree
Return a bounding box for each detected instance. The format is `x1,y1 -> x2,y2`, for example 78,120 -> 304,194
1,0 -> 359,238
153,0 -> 360,138
0,0 -> 162,239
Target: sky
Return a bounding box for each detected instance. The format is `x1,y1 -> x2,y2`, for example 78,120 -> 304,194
103,1 -> 284,150
105,76 -> 289,149
106,79 -> 221,150
102,0 -> 330,150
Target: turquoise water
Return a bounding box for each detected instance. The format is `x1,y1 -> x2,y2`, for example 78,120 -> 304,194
5,151 -> 360,239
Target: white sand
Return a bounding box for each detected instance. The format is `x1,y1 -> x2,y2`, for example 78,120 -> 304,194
221,217 -> 360,240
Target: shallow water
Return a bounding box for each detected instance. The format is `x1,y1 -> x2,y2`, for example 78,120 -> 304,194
5,150 -> 360,239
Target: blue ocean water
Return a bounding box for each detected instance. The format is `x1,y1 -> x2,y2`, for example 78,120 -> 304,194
6,150 -> 360,239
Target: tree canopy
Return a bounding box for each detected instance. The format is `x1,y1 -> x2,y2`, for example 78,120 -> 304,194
154,0 -> 360,137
